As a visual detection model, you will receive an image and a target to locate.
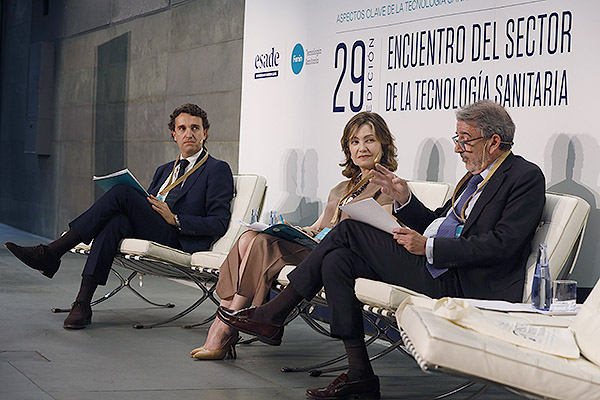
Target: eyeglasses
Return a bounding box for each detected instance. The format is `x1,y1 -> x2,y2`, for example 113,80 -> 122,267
452,134 -> 486,151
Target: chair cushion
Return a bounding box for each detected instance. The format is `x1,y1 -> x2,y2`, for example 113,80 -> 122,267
406,181 -> 452,210
119,239 -> 191,268
210,175 -> 267,254
354,278 -> 428,311
571,282 -> 600,367
190,251 -> 228,269
400,303 -> 600,400
275,265 -> 297,286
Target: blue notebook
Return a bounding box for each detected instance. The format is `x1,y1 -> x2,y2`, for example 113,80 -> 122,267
93,168 -> 149,197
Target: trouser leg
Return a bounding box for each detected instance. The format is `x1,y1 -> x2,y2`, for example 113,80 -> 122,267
71,185 -> 180,285
290,219 -> 461,338
83,214 -> 133,284
70,185 -> 177,245
321,248 -> 369,339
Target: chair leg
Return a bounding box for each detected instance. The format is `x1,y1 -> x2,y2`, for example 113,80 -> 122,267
181,310 -> 216,329
51,267 -> 175,313
132,264 -> 213,329
431,381 -> 481,399
180,280 -> 220,329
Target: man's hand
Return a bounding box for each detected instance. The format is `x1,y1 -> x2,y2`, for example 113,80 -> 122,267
392,226 -> 426,255
147,196 -> 177,226
370,163 -> 410,205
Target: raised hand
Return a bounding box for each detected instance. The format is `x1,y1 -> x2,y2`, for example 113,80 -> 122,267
370,163 -> 410,205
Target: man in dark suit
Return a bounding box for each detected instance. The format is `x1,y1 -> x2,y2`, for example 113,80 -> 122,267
217,100 -> 545,399
6,103 -> 234,330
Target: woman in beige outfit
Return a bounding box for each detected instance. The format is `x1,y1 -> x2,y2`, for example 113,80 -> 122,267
191,112 -> 398,359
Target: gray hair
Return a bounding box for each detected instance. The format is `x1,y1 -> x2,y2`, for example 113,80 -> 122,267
456,100 -> 514,150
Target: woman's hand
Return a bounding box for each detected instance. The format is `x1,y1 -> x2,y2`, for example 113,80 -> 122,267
147,196 -> 177,226
302,226 -> 320,238
370,163 -> 410,205
392,226 -> 426,255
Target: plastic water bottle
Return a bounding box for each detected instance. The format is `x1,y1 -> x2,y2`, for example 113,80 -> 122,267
269,210 -> 278,226
250,209 -> 259,224
531,243 -> 551,310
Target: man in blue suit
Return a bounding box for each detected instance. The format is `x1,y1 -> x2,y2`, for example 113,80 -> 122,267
6,103 -> 234,329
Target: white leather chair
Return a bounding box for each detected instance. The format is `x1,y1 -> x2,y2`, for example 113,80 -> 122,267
398,277 -> 600,399
69,174 -> 267,328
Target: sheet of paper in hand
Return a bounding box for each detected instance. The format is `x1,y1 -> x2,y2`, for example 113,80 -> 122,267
339,198 -> 399,234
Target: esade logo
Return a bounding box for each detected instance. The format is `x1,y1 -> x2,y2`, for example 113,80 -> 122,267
254,47 -> 280,79
291,43 -> 304,75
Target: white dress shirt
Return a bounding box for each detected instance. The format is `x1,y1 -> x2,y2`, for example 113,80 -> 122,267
157,148 -> 205,197
394,158 -> 499,264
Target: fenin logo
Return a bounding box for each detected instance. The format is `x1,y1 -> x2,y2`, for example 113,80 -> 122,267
291,43 -> 304,75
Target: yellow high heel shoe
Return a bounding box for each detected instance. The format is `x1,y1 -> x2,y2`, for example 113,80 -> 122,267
191,334 -> 240,360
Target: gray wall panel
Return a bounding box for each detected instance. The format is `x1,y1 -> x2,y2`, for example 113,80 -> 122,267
0,0 -> 244,237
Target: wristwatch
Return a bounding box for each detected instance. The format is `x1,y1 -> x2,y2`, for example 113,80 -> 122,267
174,215 -> 181,230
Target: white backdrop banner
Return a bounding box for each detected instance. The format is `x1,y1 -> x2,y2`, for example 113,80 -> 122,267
239,0 -> 600,286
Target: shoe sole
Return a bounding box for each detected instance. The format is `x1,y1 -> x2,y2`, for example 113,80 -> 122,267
63,318 -> 92,330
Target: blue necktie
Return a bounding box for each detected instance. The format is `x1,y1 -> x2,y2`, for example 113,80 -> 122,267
166,159 -> 190,209
425,174 -> 483,278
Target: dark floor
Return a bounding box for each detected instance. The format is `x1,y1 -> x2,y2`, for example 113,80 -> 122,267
0,223 -> 520,399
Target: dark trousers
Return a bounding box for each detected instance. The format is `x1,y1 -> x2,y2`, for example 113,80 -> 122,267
69,185 -> 180,285
288,219 -> 462,339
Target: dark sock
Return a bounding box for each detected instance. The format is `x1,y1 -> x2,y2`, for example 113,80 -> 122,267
344,338 -> 375,381
253,284 -> 303,325
47,229 -> 82,259
75,275 -> 99,304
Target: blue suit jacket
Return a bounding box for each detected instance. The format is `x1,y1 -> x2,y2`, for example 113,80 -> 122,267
395,153 -> 545,302
148,154 -> 234,253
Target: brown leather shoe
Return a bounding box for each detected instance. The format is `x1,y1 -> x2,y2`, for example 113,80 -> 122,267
306,373 -> 380,399
63,301 -> 92,329
5,242 -> 60,278
217,306 -> 284,346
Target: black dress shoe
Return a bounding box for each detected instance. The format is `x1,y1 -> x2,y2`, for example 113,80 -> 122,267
63,301 -> 92,329
306,373 -> 380,399
5,242 -> 60,278
217,306 -> 284,346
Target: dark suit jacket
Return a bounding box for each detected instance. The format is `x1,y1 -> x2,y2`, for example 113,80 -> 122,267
395,153 -> 545,302
148,154 -> 234,253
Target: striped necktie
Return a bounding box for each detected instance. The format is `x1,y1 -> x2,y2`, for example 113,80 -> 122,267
425,174 -> 483,278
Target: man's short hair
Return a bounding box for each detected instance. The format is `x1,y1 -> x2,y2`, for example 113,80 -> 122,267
456,100 -> 514,151
168,103 -> 210,134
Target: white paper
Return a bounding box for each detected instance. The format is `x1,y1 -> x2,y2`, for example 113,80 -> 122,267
339,198 -> 400,234
464,298 -> 581,315
238,220 -> 269,231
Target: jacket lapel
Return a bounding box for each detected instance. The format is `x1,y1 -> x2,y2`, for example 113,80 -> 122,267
174,155 -> 209,203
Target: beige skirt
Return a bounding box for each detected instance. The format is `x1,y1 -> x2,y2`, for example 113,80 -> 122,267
215,231 -> 312,306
